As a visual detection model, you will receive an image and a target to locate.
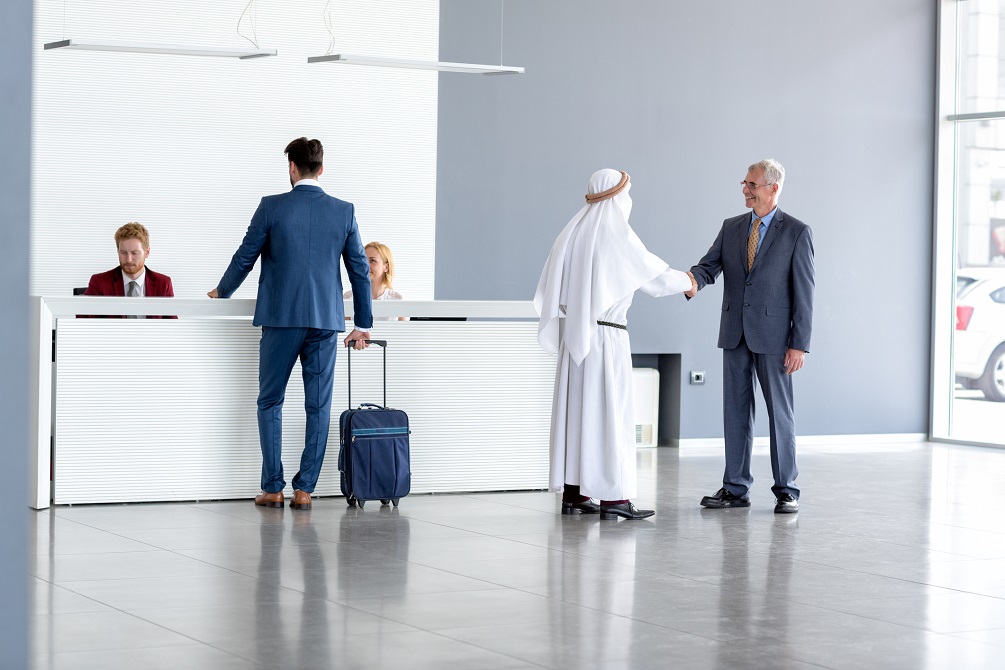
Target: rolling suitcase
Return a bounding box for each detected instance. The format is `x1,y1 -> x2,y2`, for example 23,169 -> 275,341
338,339 -> 411,508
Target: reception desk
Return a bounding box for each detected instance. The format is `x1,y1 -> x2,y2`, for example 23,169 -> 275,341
29,298 -> 556,509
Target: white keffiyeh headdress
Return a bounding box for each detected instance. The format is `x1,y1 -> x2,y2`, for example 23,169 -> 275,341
534,169 -> 669,364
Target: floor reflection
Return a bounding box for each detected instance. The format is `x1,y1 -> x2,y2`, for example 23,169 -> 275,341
762,514 -> 797,655
27,442 -> 1005,669
256,509 -> 330,667
539,515 -> 643,665
950,390 -> 1005,444
335,504 -> 410,602
711,508 -> 752,649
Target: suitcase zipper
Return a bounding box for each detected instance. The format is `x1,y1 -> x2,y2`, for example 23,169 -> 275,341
351,426 -> 409,442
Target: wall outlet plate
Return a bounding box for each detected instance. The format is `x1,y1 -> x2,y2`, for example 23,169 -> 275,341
690,371 -> 705,385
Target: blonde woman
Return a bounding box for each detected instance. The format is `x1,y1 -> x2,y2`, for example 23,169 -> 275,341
344,242 -> 405,321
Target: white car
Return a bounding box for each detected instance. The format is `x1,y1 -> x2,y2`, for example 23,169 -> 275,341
955,267 -> 1005,401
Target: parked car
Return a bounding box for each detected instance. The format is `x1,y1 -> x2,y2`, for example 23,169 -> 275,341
955,267 -> 1005,401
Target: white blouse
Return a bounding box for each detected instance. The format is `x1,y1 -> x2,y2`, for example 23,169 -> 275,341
344,288 -> 403,321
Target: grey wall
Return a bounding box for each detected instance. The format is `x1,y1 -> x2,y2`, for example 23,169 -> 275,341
437,0 -> 935,438
0,0 -> 30,663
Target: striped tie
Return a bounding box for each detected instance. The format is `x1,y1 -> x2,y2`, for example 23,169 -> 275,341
747,218 -> 761,270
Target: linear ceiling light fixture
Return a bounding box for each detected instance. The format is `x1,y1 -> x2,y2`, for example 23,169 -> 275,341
43,39 -> 276,59
308,0 -> 524,75
43,1 -> 275,60
306,54 -> 523,74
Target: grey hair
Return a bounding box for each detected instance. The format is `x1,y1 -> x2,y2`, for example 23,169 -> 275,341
748,158 -> 785,188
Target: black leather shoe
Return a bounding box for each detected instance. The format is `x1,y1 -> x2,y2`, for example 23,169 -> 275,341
774,494 -> 799,514
700,488 -> 751,508
562,499 -> 600,515
599,502 -> 655,520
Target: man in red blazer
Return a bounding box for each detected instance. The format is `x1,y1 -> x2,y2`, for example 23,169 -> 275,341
84,222 -> 176,318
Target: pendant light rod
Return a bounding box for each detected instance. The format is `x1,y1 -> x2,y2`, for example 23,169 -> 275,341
310,0 -> 523,75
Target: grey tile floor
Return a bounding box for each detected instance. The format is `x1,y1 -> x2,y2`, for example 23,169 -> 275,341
28,441 -> 1005,669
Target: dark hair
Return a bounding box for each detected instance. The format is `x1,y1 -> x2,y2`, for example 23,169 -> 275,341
284,137 -> 324,176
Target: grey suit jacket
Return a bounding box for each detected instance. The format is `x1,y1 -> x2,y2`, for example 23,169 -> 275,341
690,208 -> 814,355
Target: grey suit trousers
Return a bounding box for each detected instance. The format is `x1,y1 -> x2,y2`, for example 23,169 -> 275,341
722,337 -> 799,499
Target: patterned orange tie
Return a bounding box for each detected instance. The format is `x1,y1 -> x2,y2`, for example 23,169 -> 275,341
747,218 -> 761,270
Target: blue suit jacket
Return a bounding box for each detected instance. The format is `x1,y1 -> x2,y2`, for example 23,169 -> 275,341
216,184 -> 373,331
690,208 -> 814,355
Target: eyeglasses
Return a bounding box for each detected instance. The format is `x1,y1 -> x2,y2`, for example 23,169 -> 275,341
740,181 -> 773,190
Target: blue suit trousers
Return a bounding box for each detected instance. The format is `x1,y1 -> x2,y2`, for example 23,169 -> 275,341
258,326 -> 338,493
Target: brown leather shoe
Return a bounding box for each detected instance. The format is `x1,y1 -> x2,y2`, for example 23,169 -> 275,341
254,491 -> 284,508
290,489 -> 312,510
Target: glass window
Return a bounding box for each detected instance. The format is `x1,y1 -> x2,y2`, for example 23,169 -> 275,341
956,0 -> 1005,115
935,2 -> 1005,444
957,275 -> 979,297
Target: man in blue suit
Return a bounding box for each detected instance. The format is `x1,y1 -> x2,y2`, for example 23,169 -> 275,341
209,137 -> 373,510
686,159 -> 814,514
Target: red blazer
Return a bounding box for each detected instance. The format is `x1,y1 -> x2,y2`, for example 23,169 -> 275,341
83,267 -> 176,319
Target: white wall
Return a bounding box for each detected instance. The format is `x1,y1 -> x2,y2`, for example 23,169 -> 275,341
32,0 -> 438,299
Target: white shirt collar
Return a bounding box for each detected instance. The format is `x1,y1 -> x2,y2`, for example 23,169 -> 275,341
122,268 -> 145,295
293,178 -> 321,188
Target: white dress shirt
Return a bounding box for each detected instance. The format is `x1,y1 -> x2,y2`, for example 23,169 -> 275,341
122,269 -> 145,297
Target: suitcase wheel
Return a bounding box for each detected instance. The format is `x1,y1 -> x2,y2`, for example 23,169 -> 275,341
357,499 -> 365,508
392,498 -> 400,507
380,499 -> 390,506
346,495 -> 357,508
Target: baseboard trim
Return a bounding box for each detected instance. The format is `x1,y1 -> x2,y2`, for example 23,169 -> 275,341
676,433 -> 928,448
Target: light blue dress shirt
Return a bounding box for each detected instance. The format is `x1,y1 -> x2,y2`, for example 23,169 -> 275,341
747,206 -> 777,255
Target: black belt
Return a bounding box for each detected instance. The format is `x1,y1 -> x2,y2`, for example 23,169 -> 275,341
597,320 -> 627,331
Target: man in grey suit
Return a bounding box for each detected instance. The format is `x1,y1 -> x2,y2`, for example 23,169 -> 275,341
686,159 -> 814,514
209,137 -> 373,511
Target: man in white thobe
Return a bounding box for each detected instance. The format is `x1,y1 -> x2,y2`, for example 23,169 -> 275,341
534,169 -> 695,520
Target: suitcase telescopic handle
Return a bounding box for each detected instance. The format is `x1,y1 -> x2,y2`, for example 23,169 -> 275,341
346,339 -> 387,348
345,339 -> 387,409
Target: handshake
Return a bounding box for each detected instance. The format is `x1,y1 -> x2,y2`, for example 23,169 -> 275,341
685,271 -> 698,299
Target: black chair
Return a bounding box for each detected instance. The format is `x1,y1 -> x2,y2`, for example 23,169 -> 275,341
72,287 -> 86,295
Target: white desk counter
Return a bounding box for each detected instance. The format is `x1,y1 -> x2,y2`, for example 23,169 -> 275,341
29,298 -> 556,508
